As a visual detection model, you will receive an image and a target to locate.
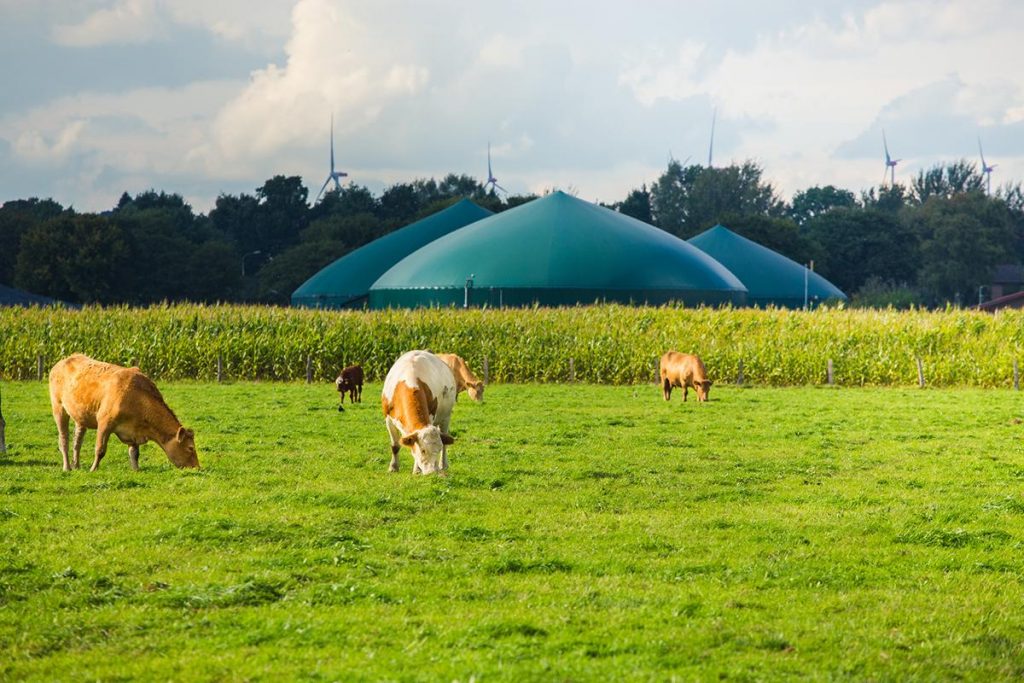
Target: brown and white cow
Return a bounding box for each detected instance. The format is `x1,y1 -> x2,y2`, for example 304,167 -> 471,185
660,351 -> 713,402
49,354 -> 200,471
435,353 -> 484,402
381,350 -> 456,475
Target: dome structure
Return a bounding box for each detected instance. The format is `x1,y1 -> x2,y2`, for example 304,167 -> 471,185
688,224 -> 846,308
369,191 -> 747,308
291,199 -> 493,308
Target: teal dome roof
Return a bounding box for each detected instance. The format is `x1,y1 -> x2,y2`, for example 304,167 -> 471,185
689,224 -> 846,308
291,198 -> 493,308
369,192 -> 747,308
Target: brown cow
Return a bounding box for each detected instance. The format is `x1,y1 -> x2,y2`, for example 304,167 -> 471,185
48,354 -> 200,471
660,351 -> 713,402
436,353 -> 484,402
335,364 -> 364,411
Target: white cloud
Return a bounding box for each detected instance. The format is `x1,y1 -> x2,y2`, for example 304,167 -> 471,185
7,0 -> 1024,211
52,0 -> 162,47
196,0 -> 429,167
13,120 -> 87,162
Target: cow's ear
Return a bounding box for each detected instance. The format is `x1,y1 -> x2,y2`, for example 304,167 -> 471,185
440,433 -> 455,445
400,434 -> 418,447
704,380 -> 714,388
176,426 -> 187,443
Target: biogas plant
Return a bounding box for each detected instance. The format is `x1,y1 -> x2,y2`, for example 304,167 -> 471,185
292,191 -> 846,310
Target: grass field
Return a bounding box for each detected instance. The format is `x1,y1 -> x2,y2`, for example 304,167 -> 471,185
2,381 -> 1024,680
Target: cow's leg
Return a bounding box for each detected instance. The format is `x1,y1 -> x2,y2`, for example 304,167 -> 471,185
662,377 -> 672,401
72,423 -> 87,469
682,384 -> 689,402
54,408 -> 71,471
90,424 -> 113,472
128,444 -> 140,471
386,419 -> 402,472
356,385 -> 362,402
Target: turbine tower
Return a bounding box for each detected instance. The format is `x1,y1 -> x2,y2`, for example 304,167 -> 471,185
882,129 -> 900,187
978,137 -> 997,195
316,116 -> 348,202
483,142 -> 507,194
708,107 -> 717,168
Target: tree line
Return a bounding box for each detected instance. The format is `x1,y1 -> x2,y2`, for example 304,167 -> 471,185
2,161 -> 1022,308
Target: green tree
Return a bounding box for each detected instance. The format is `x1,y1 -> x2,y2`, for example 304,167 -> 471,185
255,176 -> 310,255
14,214 -> 130,303
802,207 -> 919,295
616,185 -> 653,224
788,185 -> 857,226
377,183 -> 421,226
0,198 -> 65,284
910,160 -> 984,204
861,184 -> 907,213
209,192 -> 261,265
650,160 -> 782,237
909,193 -> 1016,304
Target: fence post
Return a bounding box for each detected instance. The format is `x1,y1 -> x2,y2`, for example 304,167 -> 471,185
37,355 -> 44,381
737,359 -> 744,386
569,358 -> 575,383
916,356 -> 925,388
827,359 -> 834,386
0,385 -> 7,455
483,356 -> 489,385
217,354 -> 223,383
306,355 -> 313,384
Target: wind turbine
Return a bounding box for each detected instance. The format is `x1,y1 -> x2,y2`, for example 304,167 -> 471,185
882,129 -> 900,186
483,142 -> 507,194
316,116 -> 348,202
978,137 -> 997,195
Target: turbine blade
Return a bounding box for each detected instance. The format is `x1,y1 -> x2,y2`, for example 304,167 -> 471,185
487,142 -> 493,178
494,182 -> 508,194
316,176 -> 332,201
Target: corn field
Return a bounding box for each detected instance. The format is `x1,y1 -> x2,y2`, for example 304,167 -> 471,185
1,303 -> 1022,387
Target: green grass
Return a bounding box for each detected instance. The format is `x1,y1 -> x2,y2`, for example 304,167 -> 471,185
2,381 -> 1024,680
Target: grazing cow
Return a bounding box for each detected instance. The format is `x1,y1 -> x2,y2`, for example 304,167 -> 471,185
48,354 -> 200,471
335,364 -> 364,411
660,351 -> 713,402
436,353 -> 485,402
381,350 -> 456,475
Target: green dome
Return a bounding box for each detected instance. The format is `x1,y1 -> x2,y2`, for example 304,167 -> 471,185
291,199 -> 493,308
369,192 -> 747,308
688,224 -> 846,308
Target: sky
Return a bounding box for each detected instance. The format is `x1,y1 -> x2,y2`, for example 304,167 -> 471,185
2,0 -> 1023,213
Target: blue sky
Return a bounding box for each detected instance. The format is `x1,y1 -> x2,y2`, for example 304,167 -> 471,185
2,0 -> 1022,212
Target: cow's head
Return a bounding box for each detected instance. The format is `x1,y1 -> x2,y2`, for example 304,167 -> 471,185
696,380 -> 713,402
335,375 -> 350,392
165,426 -> 200,469
400,425 -> 454,475
467,381 -> 484,402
